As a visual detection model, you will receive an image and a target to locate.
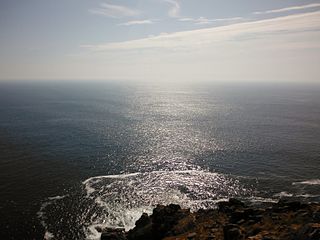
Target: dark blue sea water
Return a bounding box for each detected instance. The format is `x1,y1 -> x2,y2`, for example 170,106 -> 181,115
1,81 -> 320,239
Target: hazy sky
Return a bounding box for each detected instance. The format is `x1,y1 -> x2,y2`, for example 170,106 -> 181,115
0,0 -> 320,83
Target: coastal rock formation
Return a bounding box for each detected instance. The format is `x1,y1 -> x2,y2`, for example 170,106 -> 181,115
100,199 -> 320,240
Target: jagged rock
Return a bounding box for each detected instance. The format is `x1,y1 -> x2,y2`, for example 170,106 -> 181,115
249,214 -> 263,223
101,228 -> 126,240
223,224 -> 244,240
312,211 -> 320,221
247,226 -> 262,237
297,223 -> 320,240
229,199 -> 245,207
219,199 -> 246,213
152,204 -> 187,238
135,213 -> 150,228
273,200 -> 306,213
230,210 -> 246,223
127,204 -> 189,240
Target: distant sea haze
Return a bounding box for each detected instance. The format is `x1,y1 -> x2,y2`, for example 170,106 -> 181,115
0,81 -> 320,239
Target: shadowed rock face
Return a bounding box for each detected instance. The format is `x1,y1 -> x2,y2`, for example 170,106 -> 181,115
101,199 -> 320,240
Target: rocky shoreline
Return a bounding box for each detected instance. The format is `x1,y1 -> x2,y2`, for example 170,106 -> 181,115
100,199 -> 320,240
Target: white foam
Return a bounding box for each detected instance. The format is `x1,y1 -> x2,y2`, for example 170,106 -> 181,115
82,170 -> 214,185
48,195 -> 68,200
85,183 -> 96,196
44,231 -> 54,240
81,169 -> 252,237
296,194 -> 319,198
37,195 -> 69,238
39,170 -> 253,240
293,179 -> 320,185
274,191 -> 293,198
82,172 -> 141,184
85,224 -> 103,240
248,196 -> 277,203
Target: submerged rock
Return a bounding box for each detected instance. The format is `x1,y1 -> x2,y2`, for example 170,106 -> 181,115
100,199 -> 320,240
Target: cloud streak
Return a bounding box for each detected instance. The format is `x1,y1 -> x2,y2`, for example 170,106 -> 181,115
82,11 -> 320,52
254,3 -> 320,15
89,3 -> 140,18
179,16 -> 244,25
78,10 -> 320,83
119,20 -> 156,26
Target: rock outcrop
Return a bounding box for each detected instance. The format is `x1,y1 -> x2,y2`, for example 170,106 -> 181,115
100,199 -> 320,240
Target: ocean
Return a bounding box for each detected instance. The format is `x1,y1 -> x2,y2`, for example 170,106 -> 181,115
0,81 -> 320,239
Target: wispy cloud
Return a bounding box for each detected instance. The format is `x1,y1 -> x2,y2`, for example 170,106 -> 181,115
89,3 -> 140,18
254,3 -> 320,15
164,0 -> 180,18
119,19 -> 156,26
179,16 -> 244,25
81,11 -> 320,52
79,11 -> 320,82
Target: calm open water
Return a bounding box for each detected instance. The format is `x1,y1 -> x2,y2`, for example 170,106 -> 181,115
0,81 -> 320,239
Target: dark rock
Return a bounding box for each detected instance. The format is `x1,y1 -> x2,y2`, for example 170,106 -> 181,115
247,227 -> 261,237
312,211 -> 320,221
223,224 -> 244,240
249,214 -> 263,223
152,204 -> 185,235
310,228 -> 320,240
274,200 -> 305,212
207,235 -> 215,240
300,212 -> 309,218
127,224 -> 152,240
236,219 -> 245,225
229,198 -> 245,208
296,223 -> 320,240
101,228 -> 126,240
247,220 -> 256,225
224,224 -> 239,229
135,213 -> 150,228
230,210 -> 246,223
152,204 -> 181,222
100,200 -> 320,240
243,208 -> 254,215
128,204 -> 188,240
218,199 -> 245,213
187,232 -> 197,239
261,237 -> 274,240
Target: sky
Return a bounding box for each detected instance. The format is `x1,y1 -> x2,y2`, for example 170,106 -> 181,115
0,0 -> 320,83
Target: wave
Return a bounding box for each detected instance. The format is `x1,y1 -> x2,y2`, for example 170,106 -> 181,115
292,179 -> 320,185
37,195 -> 69,240
247,196 -> 278,203
47,195 -> 69,201
273,191 -> 294,198
296,194 -> 320,198
46,170 -> 320,239
38,172 -> 320,240
81,169 -> 253,239
39,170 -> 256,240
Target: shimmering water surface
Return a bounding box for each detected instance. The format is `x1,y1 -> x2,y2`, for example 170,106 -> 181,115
1,81 -> 320,239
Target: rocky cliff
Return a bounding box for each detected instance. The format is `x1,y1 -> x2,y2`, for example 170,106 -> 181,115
100,199 -> 320,240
